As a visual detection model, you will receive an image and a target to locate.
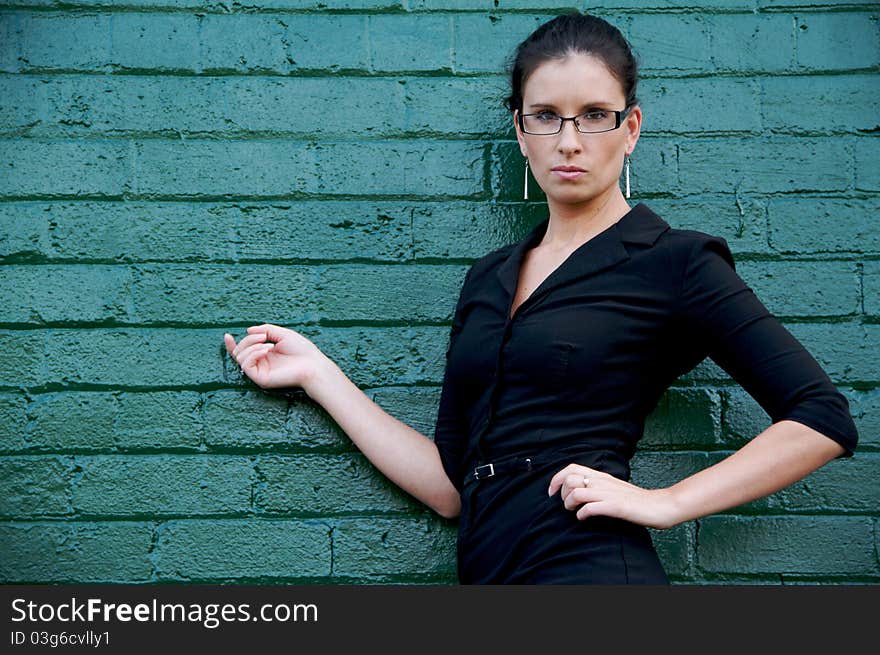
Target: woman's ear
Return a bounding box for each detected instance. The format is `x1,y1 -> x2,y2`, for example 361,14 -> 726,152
513,109 -> 527,157
625,105 -> 642,152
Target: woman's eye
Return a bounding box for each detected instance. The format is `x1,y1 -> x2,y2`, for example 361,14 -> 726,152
583,110 -> 608,120
536,112 -> 558,121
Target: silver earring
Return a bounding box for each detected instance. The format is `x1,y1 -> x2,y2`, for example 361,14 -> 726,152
523,157 -> 529,200
624,153 -> 631,199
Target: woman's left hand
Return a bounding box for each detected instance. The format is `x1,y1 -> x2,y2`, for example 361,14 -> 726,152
547,464 -> 680,530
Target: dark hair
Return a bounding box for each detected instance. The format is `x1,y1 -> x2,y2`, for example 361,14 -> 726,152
503,11 -> 640,119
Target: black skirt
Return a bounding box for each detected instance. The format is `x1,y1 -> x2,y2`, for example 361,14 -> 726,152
456,448 -> 669,585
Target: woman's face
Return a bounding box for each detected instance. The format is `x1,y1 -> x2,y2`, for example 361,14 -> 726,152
513,52 -> 641,207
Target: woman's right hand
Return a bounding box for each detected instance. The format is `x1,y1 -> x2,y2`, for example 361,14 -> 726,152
223,323 -> 329,391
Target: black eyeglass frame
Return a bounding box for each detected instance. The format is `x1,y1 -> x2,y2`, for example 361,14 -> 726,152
517,106 -> 632,135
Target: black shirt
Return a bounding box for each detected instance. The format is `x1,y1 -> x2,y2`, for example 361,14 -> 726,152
432,201 -> 859,584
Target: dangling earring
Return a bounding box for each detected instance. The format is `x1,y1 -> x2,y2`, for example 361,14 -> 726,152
624,153 -> 631,199
523,157 -> 529,201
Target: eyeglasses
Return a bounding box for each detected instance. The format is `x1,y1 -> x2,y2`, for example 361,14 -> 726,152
519,107 -> 631,135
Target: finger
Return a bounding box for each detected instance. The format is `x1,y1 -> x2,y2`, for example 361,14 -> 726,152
561,472 -> 588,501
241,343 -> 274,370
563,486 -> 599,511
247,324 -> 291,341
237,341 -> 273,367
549,464 -> 599,496
224,333 -> 237,356
576,500 -> 611,521
547,464 -> 579,496
232,333 -> 268,359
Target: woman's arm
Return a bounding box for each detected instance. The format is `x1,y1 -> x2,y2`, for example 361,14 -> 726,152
664,419 -> 846,526
548,419 -> 846,530
225,325 -> 462,519
303,353 -> 462,519
550,234 -> 859,528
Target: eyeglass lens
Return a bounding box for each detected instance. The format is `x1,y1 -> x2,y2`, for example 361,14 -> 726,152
523,110 -> 620,134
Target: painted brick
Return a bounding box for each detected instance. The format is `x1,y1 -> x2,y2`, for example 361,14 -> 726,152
0,522 -> 154,582
0,12 -> 20,73
16,13 -> 112,71
717,451 -> 880,513
27,392 -> 117,451
0,265 -> 132,324
202,388 -> 347,450
155,518 -> 332,580
707,14 -> 796,72
697,516 -> 877,574
646,197 -> 770,253
0,393 -> 28,452
0,139 -> 130,197
0,201 -> 47,261
278,15 -> 369,72
0,331 -> 43,387
0,200 -> 415,262
453,13 -> 550,74
783,323 -> 878,383
639,388 -> 721,449
115,391 -> 203,450
762,74 -> 879,134
762,0 -> 870,7
855,138 -> 879,191
111,13 -> 200,72
369,386 -> 441,440
0,326 -> 454,388
632,452 -> 713,493
628,14 -> 713,74
18,390 -> 201,453
124,263 -> 467,324
369,14 -> 451,71
864,261 -> 880,317
846,389 -> 880,450
254,453 -> 423,514
0,456 -> 72,517
639,77 -> 761,133
202,389 -> 294,449
332,516 -> 456,578
735,259 -> 858,317
412,201 -> 540,259
199,14 -> 289,74
405,76 -> 510,136
723,387 -> 779,447
132,139 -> 484,198
647,523 -> 692,578
795,13 -> 879,71
768,197 -> 878,254
678,138 -> 851,193
0,75 -> 408,138
70,455 -> 254,516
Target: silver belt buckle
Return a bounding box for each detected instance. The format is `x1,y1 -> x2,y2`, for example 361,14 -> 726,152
473,463 -> 495,479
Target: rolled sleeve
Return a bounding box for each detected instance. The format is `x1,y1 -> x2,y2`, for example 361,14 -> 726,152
433,267 -> 473,492
678,235 -> 858,459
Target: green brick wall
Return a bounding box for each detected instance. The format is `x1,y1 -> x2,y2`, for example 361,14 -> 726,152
0,1 -> 877,584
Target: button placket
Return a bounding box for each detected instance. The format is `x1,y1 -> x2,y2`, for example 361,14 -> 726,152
473,303 -> 517,467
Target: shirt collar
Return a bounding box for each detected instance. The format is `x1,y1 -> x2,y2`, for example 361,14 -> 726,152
495,202 -> 670,313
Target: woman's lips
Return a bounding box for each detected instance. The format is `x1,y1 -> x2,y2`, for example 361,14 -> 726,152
552,169 -> 585,180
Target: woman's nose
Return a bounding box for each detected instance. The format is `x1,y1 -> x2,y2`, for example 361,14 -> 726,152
557,120 -> 583,150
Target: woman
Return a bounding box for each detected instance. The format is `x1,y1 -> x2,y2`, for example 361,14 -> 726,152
224,12 -> 859,584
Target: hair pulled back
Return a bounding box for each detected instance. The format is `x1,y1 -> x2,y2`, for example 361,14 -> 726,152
503,11 -> 641,118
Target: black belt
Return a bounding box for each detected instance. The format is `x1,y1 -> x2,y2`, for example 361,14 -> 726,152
472,456 -> 534,480
462,446 -> 619,490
